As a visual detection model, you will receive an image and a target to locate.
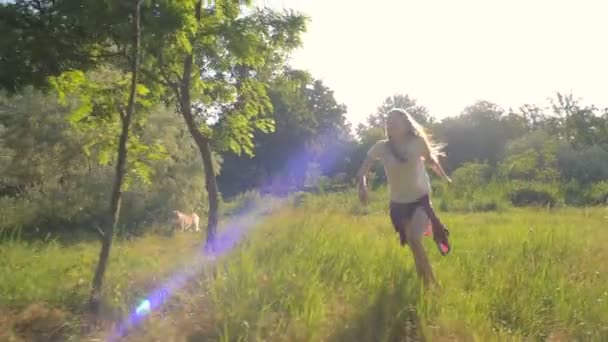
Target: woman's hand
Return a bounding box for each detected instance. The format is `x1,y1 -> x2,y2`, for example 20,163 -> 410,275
358,176 -> 369,205
430,159 -> 451,184
356,156 -> 374,206
358,184 -> 369,205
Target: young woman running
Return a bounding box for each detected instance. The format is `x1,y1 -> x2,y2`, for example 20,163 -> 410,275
357,108 -> 452,286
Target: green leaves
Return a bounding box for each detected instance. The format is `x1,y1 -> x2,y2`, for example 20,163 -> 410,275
176,31 -> 193,54
254,118 -> 275,134
22,0 -> 307,205
123,136 -> 169,190
209,77 -> 277,157
228,138 -> 242,156
98,147 -> 114,166
0,0 -> 101,92
49,67 -> 166,188
140,1 -> 307,161
363,94 -> 434,130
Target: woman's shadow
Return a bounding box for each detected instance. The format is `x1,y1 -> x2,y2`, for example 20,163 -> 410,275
327,268 -> 427,342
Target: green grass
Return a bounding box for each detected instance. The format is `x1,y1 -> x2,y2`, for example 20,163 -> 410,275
1,192 -> 607,341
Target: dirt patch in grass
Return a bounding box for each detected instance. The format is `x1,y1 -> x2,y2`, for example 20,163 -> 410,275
2,304 -> 69,342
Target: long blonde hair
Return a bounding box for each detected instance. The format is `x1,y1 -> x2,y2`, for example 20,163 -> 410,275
386,108 -> 446,163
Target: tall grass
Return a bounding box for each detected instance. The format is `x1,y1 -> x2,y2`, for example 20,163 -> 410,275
198,203 -> 608,341
1,234 -> 201,313
1,192 -> 607,341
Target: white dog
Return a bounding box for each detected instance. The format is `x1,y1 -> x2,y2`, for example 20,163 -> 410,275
173,210 -> 200,232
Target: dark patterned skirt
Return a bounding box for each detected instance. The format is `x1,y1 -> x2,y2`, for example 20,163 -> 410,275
389,194 -> 451,256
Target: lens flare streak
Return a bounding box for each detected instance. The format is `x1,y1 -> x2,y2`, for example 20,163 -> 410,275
109,130 -> 344,340
109,201 -> 276,341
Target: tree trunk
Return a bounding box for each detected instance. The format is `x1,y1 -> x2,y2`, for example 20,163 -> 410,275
176,0 -> 219,249
180,111 -> 219,245
200,139 -> 219,245
88,0 -> 141,315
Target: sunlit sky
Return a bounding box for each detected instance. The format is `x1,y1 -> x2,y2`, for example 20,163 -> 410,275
258,0 -> 608,126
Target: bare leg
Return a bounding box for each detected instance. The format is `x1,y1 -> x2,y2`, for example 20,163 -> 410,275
193,215 -> 200,232
404,208 -> 436,286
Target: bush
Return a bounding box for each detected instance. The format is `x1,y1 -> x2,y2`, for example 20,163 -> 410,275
508,183 -> 560,207
438,197 -> 449,212
563,179 -> 586,206
450,161 -> 493,196
585,181 -> 608,205
316,176 -> 331,194
557,145 -> 608,185
437,195 -> 503,213
470,198 -> 500,212
437,180 -> 507,212
222,190 -> 263,216
222,191 -> 286,218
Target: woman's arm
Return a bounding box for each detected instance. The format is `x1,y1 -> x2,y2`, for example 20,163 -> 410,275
420,142 -> 452,183
356,155 -> 375,204
357,155 -> 374,186
428,158 -> 452,184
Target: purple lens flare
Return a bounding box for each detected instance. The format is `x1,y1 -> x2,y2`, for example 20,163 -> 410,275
108,132 -> 348,339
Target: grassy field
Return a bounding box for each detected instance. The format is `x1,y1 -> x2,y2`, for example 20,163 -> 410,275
1,191 -> 607,341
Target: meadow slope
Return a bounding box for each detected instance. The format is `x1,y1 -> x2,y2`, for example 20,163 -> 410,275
1,192 -> 607,341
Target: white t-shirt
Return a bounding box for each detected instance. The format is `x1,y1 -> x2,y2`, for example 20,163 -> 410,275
367,137 -> 431,204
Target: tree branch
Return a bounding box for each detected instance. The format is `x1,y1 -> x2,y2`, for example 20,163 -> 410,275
31,0 -> 44,13
156,48 -> 182,87
140,67 -> 171,87
94,225 -> 105,240
91,51 -> 126,60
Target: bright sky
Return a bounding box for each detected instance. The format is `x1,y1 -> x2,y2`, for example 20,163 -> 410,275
258,0 -> 608,126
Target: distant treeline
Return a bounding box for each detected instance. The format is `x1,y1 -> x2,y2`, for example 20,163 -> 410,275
219,91 -> 608,208
2,75 -> 607,238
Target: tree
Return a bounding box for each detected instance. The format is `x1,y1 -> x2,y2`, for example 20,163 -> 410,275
0,87 -> 102,226
1,0 -> 305,307
516,104 -> 547,131
0,0 -> 119,92
550,92 -> 608,149
88,0 -> 142,313
557,144 -> 608,186
498,130 -> 560,183
217,68 -> 351,197
364,94 -> 433,129
141,1 -> 306,246
48,0 -> 146,314
0,87 -> 212,236
434,101 -> 526,171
